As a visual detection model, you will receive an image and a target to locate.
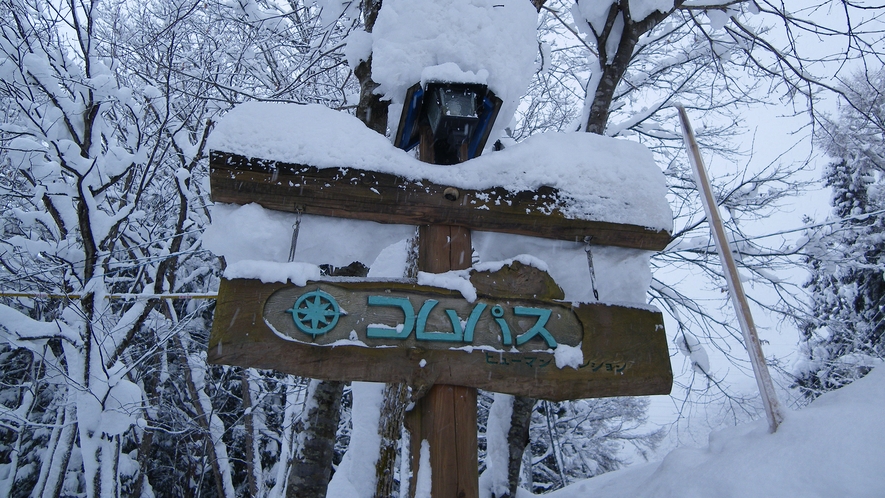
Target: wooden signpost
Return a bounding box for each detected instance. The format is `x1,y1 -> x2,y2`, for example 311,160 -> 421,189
208,122 -> 673,497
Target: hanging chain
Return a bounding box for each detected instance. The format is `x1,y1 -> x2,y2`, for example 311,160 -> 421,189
288,207 -> 303,262
584,236 -> 599,301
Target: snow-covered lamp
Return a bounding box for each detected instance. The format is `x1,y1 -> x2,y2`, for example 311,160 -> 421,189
394,81 -> 502,165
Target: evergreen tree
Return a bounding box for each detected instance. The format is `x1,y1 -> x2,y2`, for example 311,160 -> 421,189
797,70 -> 885,399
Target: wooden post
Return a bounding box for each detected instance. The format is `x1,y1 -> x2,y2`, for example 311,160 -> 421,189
676,104 -> 785,433
406,128 -> 479,497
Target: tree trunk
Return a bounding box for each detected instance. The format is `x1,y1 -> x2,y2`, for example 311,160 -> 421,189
172,331 -> 235,498
243,370 -> 260,497
504,395 -> 536,497
31,400 -> 77,498
355,55 -> 388,135
132,357 -> 159,498
355,0 -> 387,135
354,4 -> 404,494
374,382 -> 409,497
286,380 -> 345,498
583,3 -> 681,134
269,376 -> 304,497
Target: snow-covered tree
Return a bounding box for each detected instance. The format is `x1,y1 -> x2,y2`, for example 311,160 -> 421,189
0,0 -> 354,494
797,69 -> 885,400
482,1 -> 885,490
478,394 -> 663,494
529,397 -> 663,492
509,0 -> 885,429
0,0 -> 216,492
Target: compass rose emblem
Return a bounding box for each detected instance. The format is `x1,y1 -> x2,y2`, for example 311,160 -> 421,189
287,290 -> 341,336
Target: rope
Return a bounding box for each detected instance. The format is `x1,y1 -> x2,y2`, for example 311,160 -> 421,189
0,292 -> 217,300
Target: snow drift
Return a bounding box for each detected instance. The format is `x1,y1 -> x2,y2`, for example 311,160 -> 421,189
546,367 -> 885,498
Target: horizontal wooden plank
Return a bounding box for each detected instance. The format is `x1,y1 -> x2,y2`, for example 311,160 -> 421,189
209,151 -> 672,250
209,277 -> 672,401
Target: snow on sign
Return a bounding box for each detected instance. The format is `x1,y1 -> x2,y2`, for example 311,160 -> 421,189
207,103 -> 673,248
210,263 -> 671,401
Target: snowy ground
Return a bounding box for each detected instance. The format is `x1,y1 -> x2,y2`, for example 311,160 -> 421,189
536,366 -> 885,498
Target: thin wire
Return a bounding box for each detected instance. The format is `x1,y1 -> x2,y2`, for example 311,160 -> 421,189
288,208 -> 303,263
583,237 -> 599,301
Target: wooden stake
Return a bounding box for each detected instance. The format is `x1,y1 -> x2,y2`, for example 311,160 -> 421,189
407,128 -> 480,497
676,104 -> 785,433
406,223 -> 479,498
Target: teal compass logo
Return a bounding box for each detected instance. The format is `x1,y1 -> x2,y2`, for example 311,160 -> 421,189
287,290 -> 341,336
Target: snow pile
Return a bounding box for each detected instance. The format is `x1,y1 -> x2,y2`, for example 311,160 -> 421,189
207,102 -> 672,231
206,103 -> 414,173
553,343 -> 584,369
473,232 -> 653,304
0,303 -> 80,349
99,375 -> 143,437
366,238 -> 413,279
223,260 -> 320,286
415,441 -> 433,498
326,383 -> 385,498
202,202 -> 415,269
545,367 -> 885,498
627,0 -> 674,22
481,393 -> 515,496
418,270 -> 478,302
370,0 -> 538,141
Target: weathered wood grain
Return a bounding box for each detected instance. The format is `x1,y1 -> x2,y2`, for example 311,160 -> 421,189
409,223 -> 478,498
209,151 -> 672,251
408,384 -> 478,498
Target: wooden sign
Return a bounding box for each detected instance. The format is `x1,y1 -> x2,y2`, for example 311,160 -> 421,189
209,266 -> 672,401
208,117 -> 674,497
209,151 -> 672,251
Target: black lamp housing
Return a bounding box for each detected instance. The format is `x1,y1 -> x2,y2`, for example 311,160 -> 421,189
394,81 -> 502,165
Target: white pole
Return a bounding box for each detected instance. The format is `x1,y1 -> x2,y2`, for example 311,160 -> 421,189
675,104 -> 785,433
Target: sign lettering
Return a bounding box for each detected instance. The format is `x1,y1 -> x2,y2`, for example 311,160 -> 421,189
266,284 -> 579,352
286,290 -> 560,348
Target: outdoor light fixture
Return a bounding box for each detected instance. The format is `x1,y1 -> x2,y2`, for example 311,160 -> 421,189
394,81 -> 502,164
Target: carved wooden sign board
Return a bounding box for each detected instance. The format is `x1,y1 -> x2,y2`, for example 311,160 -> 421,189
208,151 -> 673,400
210,263 -> 671,401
